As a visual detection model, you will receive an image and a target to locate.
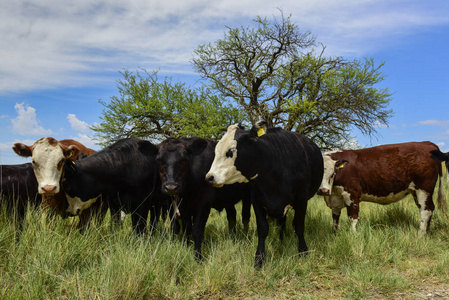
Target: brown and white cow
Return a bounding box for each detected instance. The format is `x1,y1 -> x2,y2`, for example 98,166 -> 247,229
12,137 -> 107,226
318,142 -> 446,234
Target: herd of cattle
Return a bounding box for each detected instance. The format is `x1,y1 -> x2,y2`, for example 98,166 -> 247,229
1,121 -> 449,267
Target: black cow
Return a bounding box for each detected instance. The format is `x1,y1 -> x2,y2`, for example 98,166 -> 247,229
62,138 -> 162,234
156,137 -> 251,261
206,121 -> 324,267
1,163 -> 41,229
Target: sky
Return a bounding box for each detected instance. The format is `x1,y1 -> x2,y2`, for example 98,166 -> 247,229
1,0 -> 449,165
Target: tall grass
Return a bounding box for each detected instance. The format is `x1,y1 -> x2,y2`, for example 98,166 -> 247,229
1,182 -> 449,299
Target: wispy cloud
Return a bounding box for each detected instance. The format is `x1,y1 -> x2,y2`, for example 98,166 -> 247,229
11,103 -> 53,136
70,133 -> 100,151
67,114 -> 89,133
1,0 -> 448,94
417,119 -> 449,127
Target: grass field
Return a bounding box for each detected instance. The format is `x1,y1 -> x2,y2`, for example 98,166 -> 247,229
1,183 -> 449,299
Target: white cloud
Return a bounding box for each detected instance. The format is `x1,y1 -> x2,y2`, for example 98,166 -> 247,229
70,133 -> 100,151
417,120 -> 449,127
0,0 -> 448,93
11,103 -> 53,136
67,114 -> 89,133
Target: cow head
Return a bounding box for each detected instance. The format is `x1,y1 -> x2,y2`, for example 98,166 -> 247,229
13,137 -> 80,195
156,138 -> 210,196
317,154 -> 348,196
206,122 -> 264,187
62,160 -> 100,216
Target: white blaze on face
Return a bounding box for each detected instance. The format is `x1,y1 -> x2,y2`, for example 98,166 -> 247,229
66,194 -> 100,216
32,138 -> 66,194
206,124 -> 249,187
319,155 -> 339,195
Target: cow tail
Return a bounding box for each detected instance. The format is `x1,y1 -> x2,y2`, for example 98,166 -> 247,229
437,164 -> 447,215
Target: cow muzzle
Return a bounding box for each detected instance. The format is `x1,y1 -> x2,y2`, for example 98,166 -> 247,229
318,188 -> 330,196
69,208 -> 82,217
205,174 -> 224,188
41,184 -> 58,195
163,183 -> 179,195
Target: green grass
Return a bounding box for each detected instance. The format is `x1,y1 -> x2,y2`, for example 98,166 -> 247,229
1,185 -> 449,299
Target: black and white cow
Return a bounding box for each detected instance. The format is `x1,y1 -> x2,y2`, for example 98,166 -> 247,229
62,138 -> 162,234
206,121 -> 323,267
156,137 -> 251,261
1,163 -> 41,229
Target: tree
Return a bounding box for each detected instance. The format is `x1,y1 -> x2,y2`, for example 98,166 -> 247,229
91,69 -> 246,146
192,12 -> 393,149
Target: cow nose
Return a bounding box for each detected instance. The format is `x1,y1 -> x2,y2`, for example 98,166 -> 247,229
42,185 -> 57,194
205,175 -> 214,185
164,183 -> 178,195
318,188 -> 329,196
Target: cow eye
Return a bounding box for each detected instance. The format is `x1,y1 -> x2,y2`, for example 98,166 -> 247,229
32,160 -> 38,168
226,148 -> 236,158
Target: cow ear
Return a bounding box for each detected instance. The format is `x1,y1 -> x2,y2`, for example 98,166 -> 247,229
138,140 -> 158,156
187,138 -> 209,156
13,143 -> 33,157
336,160 -> 349,169
64,159 -> 77,176
249,120 -> 268,140
64,145 -> 81,160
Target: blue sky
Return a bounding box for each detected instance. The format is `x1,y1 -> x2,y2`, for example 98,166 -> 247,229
1,0 -> 449,165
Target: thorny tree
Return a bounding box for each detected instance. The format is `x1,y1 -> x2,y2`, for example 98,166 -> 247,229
192,12 -> 393,149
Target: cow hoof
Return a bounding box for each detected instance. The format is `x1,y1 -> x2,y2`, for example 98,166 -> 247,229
194,250 -> 203,263
254,254 -> 265,268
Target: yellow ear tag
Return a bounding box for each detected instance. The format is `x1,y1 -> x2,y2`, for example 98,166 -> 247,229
257,128 -> 265,137
67,150 -> 74,158
337,162 -> 345,169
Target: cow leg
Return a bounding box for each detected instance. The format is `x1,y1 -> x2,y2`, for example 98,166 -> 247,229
180,214 -> 193,246
241,198 -> 251,234
225,205 -> 237,234
252,199 -> 269,268
293,200 -> 308,256
169,203 -> 181,236
192,206 -> 211,262
414,189 -> 434,235
277,216 -> 286,242
345,192 -> 360,231
107,194 -> 122,232
331,208 -> 342,230
78,209 -> 93,232
149,204 -> 160,233
131,210 -> 148,235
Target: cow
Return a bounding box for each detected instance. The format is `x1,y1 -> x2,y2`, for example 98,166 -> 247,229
1,163 -> 41,230
156,137 -> 251,261
318,142 -> 447,234
13,137 -> 107,227
205,121 -> 324,267
61,138 -> 162,234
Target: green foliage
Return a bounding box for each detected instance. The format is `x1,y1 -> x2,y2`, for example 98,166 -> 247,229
192,12 -> 393,149
91,69 -> 246,146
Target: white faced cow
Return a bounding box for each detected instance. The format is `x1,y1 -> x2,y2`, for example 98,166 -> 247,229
12,137 -> 106,226
13,137 -> 95,195
206,121 -> 323,267
318,142 -> 446,234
